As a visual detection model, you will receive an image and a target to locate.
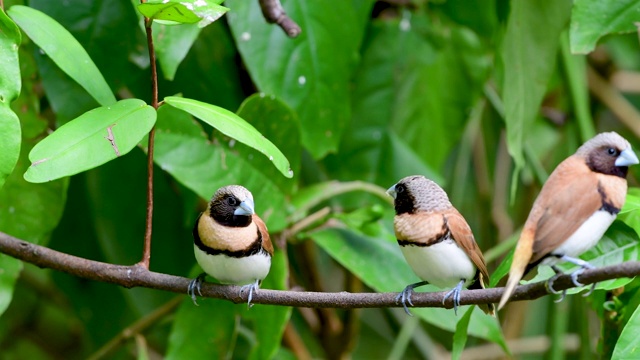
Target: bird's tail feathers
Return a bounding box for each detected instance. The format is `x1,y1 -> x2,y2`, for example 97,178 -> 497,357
497,234 -> 533,310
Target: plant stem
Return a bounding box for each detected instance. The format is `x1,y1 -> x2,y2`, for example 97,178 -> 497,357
139,4 -> 159,269
87,297 -> 182,360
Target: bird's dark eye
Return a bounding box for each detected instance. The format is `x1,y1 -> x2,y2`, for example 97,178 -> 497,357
607,147 -> 619,156
226,197 -> 238,206
396,184 -> 405,194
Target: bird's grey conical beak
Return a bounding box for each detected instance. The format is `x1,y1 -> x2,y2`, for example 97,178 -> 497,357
616,147 -> 640,166
386,185 -> 397,199
234,198 -> 255,216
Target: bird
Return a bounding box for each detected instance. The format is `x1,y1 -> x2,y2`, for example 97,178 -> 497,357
387,175 -> 494,316
187,185 -> 273,307
498,132 -> 639,310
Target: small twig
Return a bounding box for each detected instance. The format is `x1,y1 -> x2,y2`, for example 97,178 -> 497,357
587,65 -> 640,138
1,231 -> 639,310
139,0 -> 159,270
258,0 -> 301,37
282,323 -> 312,360
291,181 -> 392,222
280,206 -> 331,246
0,0 -> 5,11
87,296 -> 182,360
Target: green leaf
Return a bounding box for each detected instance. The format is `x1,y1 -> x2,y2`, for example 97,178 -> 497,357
137,0 -> 228,28
570,0 -> 640,54
0,254 -> 22,315
612,300 -> 640,359
501,0 -> 571,196
621,188 -> 640,215
164,96 -> 293,179
560,32 -> 595,142
24,99 -> 156,183
311,227 -> 505,344
152,104 -> 288,230
0,10 -> 21,190
247,251 -> 292,360
166,298 -> 238,360
226,0 -> 372,158
0,132 -> 68,316
451,307 -> 474,360
153,23 -> 201,80
524,221 -> 640,293
8,5 -> 116,106
236,93 -> 301,194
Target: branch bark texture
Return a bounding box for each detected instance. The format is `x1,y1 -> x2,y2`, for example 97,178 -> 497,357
259,0 -> 301,37
1,231 -> 638,310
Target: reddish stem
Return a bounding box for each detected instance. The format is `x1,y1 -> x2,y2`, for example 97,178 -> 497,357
139,10 -> 158,269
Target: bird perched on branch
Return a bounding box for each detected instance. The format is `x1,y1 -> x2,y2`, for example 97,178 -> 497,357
387,175 -> 494,316
498,132 -> 639,310
188,185 -> 273,307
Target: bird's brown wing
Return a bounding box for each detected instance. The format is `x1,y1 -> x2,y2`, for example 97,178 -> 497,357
253,214 -> 274,256
529,157 -> 603,263
394,212 -> 447,245
445,210 -> 495,316
445,210 -> 490,288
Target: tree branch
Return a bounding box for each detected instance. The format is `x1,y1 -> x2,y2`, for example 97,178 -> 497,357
258,0 -> 301,38
1,231 -> 638,309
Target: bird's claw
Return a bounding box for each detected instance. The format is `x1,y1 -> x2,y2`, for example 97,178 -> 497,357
240,279 -> 260,308
443,280 -> 465,315
396,286 -> 415,316
546,273 -> 567,303
188,273 -> 206,306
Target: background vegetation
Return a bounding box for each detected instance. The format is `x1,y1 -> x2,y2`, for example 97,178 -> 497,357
2,0 -> 640,359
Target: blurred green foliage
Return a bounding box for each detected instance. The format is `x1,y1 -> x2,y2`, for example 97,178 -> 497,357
2,0 -> 640,359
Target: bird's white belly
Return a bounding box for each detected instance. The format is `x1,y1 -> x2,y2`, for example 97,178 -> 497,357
194,245 -> 271,285
400,240 -> 476,289
543,210 -> 616,265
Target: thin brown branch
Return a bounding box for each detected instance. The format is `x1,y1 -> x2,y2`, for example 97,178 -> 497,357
587,65 -> 640,138
258,0 -> 301,38
139,6 -> 159,270
87,296 -> 182,360
282,323 -> 312,360
2,231 -> 639,310
0,0 -> 5,11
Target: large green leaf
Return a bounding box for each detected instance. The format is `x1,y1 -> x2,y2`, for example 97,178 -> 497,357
612,301 -> 640,359
137,0 -> 228,27
501,0 -> 571,195
164,96 -> 293,179
153,23 -> 201,81
24,99 -> 156,183
0,107 -> 68,316
311,227 -> 505,345
152,104 -> 288,230
30,0 -> 144,123
166,298 -> 238,360
0,10 -> 21,190
8,5 -> 116,106
235,93 -> 301,194
226,0 -> 372,159
570,0 -> 640,54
